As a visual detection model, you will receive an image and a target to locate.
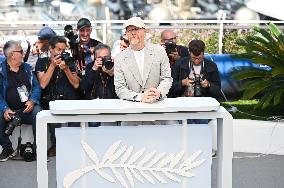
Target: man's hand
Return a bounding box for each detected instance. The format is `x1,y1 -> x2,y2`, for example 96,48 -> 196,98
102,57 -> 114,76
168,51 -> 180,61
89,47 -> 95,55
23,100 -> 35,113
141,87 -> 161,103
3,109 -> 15,121
201,79 -> 210,88
92,58 -> 103,71
102,66 -> 114,76
181,77 -> 194,87
50,54 -> 61,68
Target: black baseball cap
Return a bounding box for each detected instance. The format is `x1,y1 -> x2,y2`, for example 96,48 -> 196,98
77,18 -> 91,30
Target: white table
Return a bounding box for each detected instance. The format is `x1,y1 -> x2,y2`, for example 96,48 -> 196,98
36,97 -> 233,188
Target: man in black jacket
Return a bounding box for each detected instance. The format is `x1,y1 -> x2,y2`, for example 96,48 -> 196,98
170,39 -> 221,125
80,44 -> 118,127
80,44 -> 117,100
170,39 -> 221,100
71,18 -> 101,78
160,30 -> 189,68
35,36 -> 80,157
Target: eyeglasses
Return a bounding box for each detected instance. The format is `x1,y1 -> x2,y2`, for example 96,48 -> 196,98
191,56 -> 203,62
126,27 -> 141,33
13,50 -> 23,54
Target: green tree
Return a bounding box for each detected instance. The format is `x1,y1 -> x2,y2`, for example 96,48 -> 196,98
223,29 -> 254,54
231,23 -> 284,109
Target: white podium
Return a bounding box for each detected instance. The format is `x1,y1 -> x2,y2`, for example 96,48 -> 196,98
56,125 -> 212,188
36,97 -> 233,188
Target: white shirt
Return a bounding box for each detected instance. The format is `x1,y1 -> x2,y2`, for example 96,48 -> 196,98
189,64 -> 202,78
111,39 -> 121,57
132,48 -> 145,80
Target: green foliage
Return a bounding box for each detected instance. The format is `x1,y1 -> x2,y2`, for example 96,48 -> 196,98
148,28 -> 219,54
221,100 -> 284,120
231,23 -> 284,109
223,29 -> 255,54
148,27 -> 254,54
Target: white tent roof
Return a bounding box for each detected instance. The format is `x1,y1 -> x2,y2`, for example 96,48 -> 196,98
246,0 -> 284,20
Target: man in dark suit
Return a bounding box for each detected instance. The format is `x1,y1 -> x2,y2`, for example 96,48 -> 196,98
170,39 -> 221,100
80,43 -> 117,100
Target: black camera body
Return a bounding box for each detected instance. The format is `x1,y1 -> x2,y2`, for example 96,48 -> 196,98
64,25 -> 78,49
61,52 -> 74,67
20,142 -> 36,162
5,114 -> 21,136
42,92 -> 65,110
194,75 -> 203,97
102,56 -> 113,70
165,41 -> 177,55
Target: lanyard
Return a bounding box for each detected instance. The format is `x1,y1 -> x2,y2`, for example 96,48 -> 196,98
189,59 -> 204,79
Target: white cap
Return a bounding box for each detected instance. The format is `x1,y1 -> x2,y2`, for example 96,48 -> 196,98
124,17 -> 145,29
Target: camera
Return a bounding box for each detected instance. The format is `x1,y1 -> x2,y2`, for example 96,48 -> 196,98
102,56 -> 113,70
64,25 -> 78,49
61,51 -> 74,67
5,114 -> 21,136
21,142 -> 36,162
193,75 -> 203,97
165,41 -> 177,55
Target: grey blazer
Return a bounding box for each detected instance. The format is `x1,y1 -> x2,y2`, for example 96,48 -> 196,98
114,42 -> 172,101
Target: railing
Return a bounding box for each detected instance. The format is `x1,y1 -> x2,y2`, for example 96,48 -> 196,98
0,20 -> 283,53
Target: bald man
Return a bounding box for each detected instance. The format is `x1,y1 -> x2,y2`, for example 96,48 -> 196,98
160,29 -> 189,68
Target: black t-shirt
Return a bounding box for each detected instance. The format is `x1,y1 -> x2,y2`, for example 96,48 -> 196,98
35,57 -> 78,102
6,64 -> 31,110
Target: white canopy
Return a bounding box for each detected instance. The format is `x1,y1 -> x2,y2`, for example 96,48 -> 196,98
246,0 -> 284,20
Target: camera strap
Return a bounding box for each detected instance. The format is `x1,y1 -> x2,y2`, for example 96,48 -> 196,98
189,60 -> 204,79
23,41 -> 31,62
91,70 -> 109,99
46,61 -> 62,95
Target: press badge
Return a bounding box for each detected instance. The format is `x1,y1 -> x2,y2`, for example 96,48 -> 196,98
17,85 -> 29,102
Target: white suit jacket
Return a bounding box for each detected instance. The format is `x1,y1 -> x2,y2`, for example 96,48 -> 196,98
114,42 -> 172,101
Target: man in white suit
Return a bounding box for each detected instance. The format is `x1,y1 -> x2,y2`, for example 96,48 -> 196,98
114,17 -> 172,103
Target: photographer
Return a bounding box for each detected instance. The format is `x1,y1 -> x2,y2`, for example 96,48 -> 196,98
0,40 -> 42,162
26,27 -> 56,69
67,18 -> 101,78
80,44 -> 117,100
169,39 -> 221,100
160,30 -> 189,68
80,44 -> 118,127
35,36 -> 80,157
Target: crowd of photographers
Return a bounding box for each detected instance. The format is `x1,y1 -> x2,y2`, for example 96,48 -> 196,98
0,17 -> 221,162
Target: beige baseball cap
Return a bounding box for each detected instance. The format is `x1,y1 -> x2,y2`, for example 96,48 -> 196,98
124,17 -> 145,29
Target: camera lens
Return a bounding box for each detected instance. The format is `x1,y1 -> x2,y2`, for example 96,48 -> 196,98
5,114 -> 21,136
194,76 -> 202,97
102,56 -> 113,70
165,41 -> 177,54
61,52 -> 74,67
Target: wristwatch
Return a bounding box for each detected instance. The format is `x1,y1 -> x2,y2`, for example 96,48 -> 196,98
158,93 -> 163,100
